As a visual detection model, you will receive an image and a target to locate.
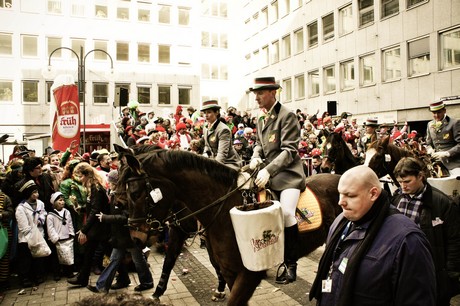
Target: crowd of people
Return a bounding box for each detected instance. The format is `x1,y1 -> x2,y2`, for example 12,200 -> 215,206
0,75 -> 458,305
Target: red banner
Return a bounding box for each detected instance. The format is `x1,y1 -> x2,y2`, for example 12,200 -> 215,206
52,84 -> 80,152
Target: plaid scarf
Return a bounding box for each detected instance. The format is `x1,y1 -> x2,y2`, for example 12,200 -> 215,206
395,185 -> 426,225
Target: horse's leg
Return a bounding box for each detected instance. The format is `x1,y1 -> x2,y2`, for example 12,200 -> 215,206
205,243 -> 227,301
152,225 -> 188,299
226,270 -> 264,306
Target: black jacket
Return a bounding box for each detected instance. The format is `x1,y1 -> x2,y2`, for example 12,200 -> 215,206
100,191 -> 133,249
81,184 -> 110,241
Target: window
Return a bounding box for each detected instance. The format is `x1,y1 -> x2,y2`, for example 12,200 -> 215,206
295,74 -> 305,99
138,8 -> 150,21
94,40 -> 108,60
220,33 -> 228,49
252,50 -> 259,72
22,80 -> 38,103
211,33 -> 218,48
71,39 -> 85,59
271,40 -> 279,64
71,0 -> 85,17
339,5 -> 353,36
280,0 -> 290,16
294,28 -> 304,54
382,0 -> 398,18
178,7 -> 190,25
201,63 -> 210,79
22,35 -> 38,57
322,13 -> 334,42
137,85 -> 150,104
138,43 -> 150,62
282,34 -> 291,59
0,81 -> 13,102
201,32 -> 209,47
407,0 -> 426,8
95,5 -> 107,18
117,7 -> 129,20
159,5 -> 170,24
308,21 -> 318,48
0,0 -> 12,8
261,7 -> 268,28
47,0 -> 62,14
323,66 -> 336,94
47,37 -> 61,58
270,1 -> 278,23
340,60 -> 355,90
308,70 -> 320,97
383,47 -> 401,81
262,45 -> 269,67
360,53 -> 376,85
0,33 -> 12,55
158,85 -> 171,105
158,45 -> 170,64
46,81 -> 53,104
202,0 -> 227,18
93,83 -> 108,104
117,42 -> 129,61
179,87 -> 191,105
408,37 -> 430,76
220,65 -> 228,80
359,0 -> 374,27
440,27 -> 460,70
283,78 -> 292,102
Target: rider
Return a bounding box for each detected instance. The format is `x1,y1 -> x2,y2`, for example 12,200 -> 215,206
425,100 -> 460,177
248,77 -> 306,284
356,117 -> 379,159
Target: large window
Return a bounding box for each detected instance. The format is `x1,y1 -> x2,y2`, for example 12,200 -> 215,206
137,85 -> 150,104
95,5 -> 107,18
360,53 -> 376,86
270,0 -> 278,24
271,40 -> 279,64
22,35 -> 38,57
282,78 -> 292,102
308,70 -> 320,97
261,45 -> 269,67
158,45 -> 170,64
407,0 -> 426,8
117,42 -> 129,61
93,83 -> 108,104
47,0 -> 62,14
47,37 -> 61,58
158,5 -> 170,24
383,46 -> 401,81
307,21 -> 318,48
71,1 -> 85,17
322,13 -> 334,42
178,7 -> 190,26
158,85 -> 171,105
138,43 -> 150,63
323,66 -> 336,94
381,0 -> 398,18
295,74 -> 305,99
359,0 -> 374,27
71,39 -> 85,59
22,80 -> 38,103
94,40 -> 108,60
0,0 -> 12,8
117,7 -> 129,20
340,60 -> 355,90
440,27 -> 460,70
0,33 -> 12,55
408,37 -> 430,76
339,5 -> 353,36
138,8 -> 150,21
294,28 -> 304,54
0,81 -> 13,102
282,34 -> 291,59
179,87 -> 191,105
261,7 -> 268,29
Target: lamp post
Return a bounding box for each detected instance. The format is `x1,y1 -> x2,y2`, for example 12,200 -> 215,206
47,46 -> 114,153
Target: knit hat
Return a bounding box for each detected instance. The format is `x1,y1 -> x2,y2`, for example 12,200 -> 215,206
107,170 -> 118,184
19,180 -> 38,199
50,192 -> 63,205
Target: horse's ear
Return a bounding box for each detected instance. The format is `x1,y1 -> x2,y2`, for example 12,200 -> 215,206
124,154 -> 142,174
114,144 -> 132,155
381,136 -> 390,148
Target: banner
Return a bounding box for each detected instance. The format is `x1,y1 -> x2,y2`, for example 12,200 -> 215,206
51,84 -> 80,152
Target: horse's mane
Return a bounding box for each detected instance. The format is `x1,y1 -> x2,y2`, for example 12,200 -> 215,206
368,137 -> 413,158
140,149 -> 239,186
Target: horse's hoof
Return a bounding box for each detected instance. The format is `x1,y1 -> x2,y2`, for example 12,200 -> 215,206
150,295 -> 161,304
211,291 -> 226,301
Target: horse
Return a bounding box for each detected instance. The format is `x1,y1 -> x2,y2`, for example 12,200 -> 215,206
321,132 -> 361,174
115,145 -> 342,306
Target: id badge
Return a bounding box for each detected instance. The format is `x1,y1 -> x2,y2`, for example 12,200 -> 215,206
150,188 -> 163,203
338,257 -> 348,274
322,278 -> 332,293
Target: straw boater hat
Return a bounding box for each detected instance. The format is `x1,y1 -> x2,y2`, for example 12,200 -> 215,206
364,117 -> 379,127
249,77 -> 281,91
429,100 -> 446,112
200,100 -> 221,111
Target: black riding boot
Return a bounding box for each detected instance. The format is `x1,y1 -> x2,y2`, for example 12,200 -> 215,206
275,225 -> 299,284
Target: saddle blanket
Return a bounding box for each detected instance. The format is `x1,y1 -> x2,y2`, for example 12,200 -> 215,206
296,186 -> 322,233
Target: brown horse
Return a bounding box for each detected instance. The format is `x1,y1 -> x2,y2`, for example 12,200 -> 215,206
115,145 -> 341,305
321,132 -> 361,174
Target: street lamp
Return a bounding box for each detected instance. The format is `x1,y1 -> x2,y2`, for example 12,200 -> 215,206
46,46 -> 114,153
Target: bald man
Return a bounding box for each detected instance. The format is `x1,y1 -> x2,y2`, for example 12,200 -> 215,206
310,166 -> 436,306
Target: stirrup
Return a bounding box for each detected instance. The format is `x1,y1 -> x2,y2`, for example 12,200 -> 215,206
275,263 -> 288,284
211,290 -> 226,301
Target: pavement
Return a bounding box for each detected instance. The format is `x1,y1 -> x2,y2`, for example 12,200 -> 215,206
0,239 -> 459,305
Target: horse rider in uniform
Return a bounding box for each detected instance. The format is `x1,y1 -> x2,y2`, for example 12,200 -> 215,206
356,117 -> 379,159
426,100 -> 460,177
248,77 -> 306,284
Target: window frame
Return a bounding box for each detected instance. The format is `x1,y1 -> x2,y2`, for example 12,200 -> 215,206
323,65 -> 336,94
0,33 -> 12,56
308,70 -> 320,97
360,53 -> 376,86
382,46 -> 401,82
338,4 -> 353,36
440,27 -> 460,71
158,85 -> 171,105
22,80 -> 39,104
340,59 -> 355,91
322,13 -> 335,42
93,82 -> 109,104
408,36 -> 430,77
307,21 -> 318,48
294,74 -> 305,100
0,80 -> 13,102
137,84 -> 151,104
178,86 -> 192,105
282,78 -> 292,102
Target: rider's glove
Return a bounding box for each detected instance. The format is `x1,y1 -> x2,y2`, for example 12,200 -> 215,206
426,147 -> 435,155
432,151 -> 450,160
249,157 -> 263,170
255,169 -> 270,188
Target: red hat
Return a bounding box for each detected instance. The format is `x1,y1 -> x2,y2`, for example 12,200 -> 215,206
138,130 -> 147,136
125,125 -> 133,133
311,148 -> 322,157
82,152 -> 90,162
156,126 -> 166,132
176,122 -> 187,131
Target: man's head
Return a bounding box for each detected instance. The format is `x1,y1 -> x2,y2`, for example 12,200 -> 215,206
249,77 -> 280,111
312,155 -> 322,168
338,165 -> 382,222
23,157 -> 43,178
429,101 -> 447,122
394,157 -> 426,195
97,153 -> 112,169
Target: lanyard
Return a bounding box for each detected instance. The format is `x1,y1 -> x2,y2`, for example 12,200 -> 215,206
327,221 -> 352,278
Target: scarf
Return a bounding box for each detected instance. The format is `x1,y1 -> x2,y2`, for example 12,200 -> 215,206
310,190 -> 396,306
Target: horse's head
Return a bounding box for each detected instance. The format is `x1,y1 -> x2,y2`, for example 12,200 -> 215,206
320,132 -> 356,174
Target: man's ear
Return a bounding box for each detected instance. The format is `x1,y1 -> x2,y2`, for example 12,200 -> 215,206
369,186 -> 380,202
